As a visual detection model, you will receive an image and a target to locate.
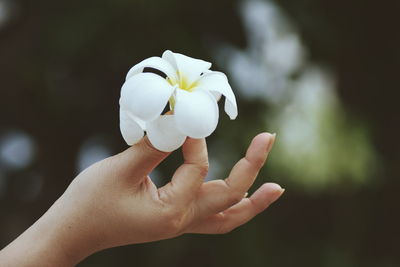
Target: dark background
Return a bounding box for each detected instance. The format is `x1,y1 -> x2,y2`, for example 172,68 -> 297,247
0,0 -> 399,266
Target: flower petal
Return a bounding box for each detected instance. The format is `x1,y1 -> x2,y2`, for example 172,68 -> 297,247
146,115 -> 187,152
126,56 -> 178,81
120,109 -> 144,145
120,73 -> 175,122
174,89 -> 219,138
197,71 -> 238,120
162,50 -> 212,85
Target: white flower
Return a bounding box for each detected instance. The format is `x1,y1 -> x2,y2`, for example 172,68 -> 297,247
119,50 -> 238,152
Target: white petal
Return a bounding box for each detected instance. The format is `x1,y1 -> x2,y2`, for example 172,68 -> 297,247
210,91 -> 222,101
197,71 -> 238,120
126,56 -> 178,81
174,89 -> 219,138
162,50 -> 212,85
146,115 -> 187,152
120,73 -> 175,122
120,109 -> 144,145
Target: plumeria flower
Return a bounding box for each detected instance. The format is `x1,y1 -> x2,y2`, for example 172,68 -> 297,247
119,50 -> 238,152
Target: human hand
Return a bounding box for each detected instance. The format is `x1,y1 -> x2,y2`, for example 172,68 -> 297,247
0,132 -> 283,266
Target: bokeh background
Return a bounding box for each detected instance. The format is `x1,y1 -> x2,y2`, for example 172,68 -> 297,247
1,0 -> 399,266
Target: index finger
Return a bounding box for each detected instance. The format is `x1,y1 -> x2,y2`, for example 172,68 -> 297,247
159,138 -> 208,203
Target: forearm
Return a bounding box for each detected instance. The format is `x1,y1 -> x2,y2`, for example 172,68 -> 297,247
0,198 -> 95,267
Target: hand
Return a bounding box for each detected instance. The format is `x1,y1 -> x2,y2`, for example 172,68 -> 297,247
0,133 -> 284,266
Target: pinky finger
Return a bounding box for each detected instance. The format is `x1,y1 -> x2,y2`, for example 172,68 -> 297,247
187,183 -> 284,234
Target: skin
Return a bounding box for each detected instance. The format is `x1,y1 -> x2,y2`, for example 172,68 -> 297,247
0,132 -> 284,266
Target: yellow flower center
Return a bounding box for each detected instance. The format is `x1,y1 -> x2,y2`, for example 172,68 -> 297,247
167,71 -> 199,111
167,71 -> 198,92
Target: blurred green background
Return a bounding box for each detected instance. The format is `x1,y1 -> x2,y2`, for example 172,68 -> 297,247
0,0 -> 399,266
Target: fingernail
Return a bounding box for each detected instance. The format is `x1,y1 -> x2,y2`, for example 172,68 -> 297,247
267,133 -> 276,152
274,188 -> 285,201
273,184 -> 285,195
265,183 -> 285,203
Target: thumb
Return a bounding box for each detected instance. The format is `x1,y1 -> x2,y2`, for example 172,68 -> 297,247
112,136 -> 170,182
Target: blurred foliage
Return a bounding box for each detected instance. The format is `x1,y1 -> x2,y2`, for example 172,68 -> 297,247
214,0 -> 377,191
0,0 -> 399,266
268,66 -> 377,190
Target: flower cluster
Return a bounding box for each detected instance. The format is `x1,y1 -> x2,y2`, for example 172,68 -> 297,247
119,50 -> 237,152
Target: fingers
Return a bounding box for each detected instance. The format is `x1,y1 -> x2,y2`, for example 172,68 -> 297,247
225,132 -> 276,193
159,138 -> 208,203
187,183 -> 284,234
194,133 -> 276,216
111,136 -> 170,182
